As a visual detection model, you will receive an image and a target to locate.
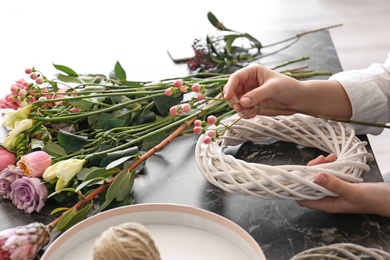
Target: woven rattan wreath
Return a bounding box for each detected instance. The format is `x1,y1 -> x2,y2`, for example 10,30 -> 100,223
195,113 -> 373,200
290,243 -> 390,259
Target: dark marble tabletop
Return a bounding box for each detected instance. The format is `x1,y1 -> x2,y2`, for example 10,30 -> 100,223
1,30 -> 389,260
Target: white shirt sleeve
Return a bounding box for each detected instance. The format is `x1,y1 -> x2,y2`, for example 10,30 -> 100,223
329,53 -> 390,135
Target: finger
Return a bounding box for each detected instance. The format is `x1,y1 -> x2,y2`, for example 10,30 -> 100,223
307,155 -> 326,166
324,154 -> 337,163
313,173 -> 352,196
307,154 -> 336,166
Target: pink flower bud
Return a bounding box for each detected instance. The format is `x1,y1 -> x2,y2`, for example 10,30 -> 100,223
206,130 -> 216,138
0,148 -> 16,172
181,103 -> 191,113
207,115 -> 217,125
18,89 -> 27,98
17,151 -> 52,178
24,68 -> 32,74
180,86 -> 188,93
194,119 -> 202,127
203,136 -> 212,144
173,79 -> 183,89
169,106 -> 178,116
35,77 -> 44,84
191,83 -> 200,92
30,73 -> 38,80
197,93 -> 205,101
193,126 -> 202,134
164,88 -> 173,96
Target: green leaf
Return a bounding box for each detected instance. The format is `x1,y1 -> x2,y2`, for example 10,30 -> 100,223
114,61 -> 127,81
50,207 -> 69,215
243,33 -> 262,51
99,147 -> 139,168
68,99 -> 94,111
132,109 -> 156,125
102,193 -> 135,211
55,208 -> 77,231
104,118 -> 126,130
207,12 -> 231,31
83,168 -> 119,182
97,113 -> 112,128
53,63 -> 79,77
141,131 -> 169,150
57,129 -> 88,153
75,177 -> 106,192
153,93 -> 183,115
55,202 -> 93,231
106,169 -> 136,201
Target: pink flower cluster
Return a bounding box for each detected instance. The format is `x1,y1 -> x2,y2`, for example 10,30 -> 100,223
164,80 -> 205,101
193,115 -> 218,144
0,151 -> 51,213
0,68 -> 77,110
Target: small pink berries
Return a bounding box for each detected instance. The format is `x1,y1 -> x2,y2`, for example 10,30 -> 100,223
193,126 -> 202,134
30,73 -> 38,80
35,77 -> 44,84
169,106 -> 178,116
164,88 -> 173,96
194,119 -> 202,127
207,115 -> 217,125
173,79 -> 183,89
197,93 -> 205,101
203,136 -> 212,144
181,104 -> 191,113
206,130 -> 216,138
191,83 -> 200,92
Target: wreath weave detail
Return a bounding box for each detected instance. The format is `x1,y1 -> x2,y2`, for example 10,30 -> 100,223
195,114 -> 373,200
290,243 -> 390,259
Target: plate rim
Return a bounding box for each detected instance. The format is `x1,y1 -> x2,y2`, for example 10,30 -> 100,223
41,203 -> 265,260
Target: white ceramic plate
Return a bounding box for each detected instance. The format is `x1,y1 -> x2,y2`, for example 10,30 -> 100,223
41,203 -> 265,260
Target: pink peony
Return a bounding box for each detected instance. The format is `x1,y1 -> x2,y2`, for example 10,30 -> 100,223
0,222 -> 50,260
0,148 -> 17,172
9,177 -> 48,213
0,165 -> 24,199
17,151 -> 51,178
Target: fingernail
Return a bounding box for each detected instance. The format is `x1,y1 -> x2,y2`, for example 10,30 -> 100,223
315,174 -> 327,184
241,97 -> 251,107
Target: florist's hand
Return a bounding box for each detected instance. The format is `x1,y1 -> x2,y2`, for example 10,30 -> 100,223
298,154 -> 390,217
223,64 -> 352,120
223,64 -> 302,118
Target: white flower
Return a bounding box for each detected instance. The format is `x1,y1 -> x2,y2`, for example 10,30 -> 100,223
1,119 -> 33,150
1,104 -> 32,130
42,159 -> 86,191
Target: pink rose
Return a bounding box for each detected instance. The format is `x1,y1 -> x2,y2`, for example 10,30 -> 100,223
0,148 -> 17,171
9,177 -> 48,213
0,165 -> 23,199
17,151 -> 51,178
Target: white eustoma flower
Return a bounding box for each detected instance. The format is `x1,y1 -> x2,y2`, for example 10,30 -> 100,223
42,159 -> 86,191
1,119 -> 33,150
1,104 -> 32,130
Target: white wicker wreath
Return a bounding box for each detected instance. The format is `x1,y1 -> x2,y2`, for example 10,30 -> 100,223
195,113 -> 373,200
290,243 -> 390,259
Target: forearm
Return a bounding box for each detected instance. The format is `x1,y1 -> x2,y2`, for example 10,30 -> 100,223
297,80 -> 352,119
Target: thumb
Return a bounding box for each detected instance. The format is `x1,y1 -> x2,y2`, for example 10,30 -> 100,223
314,173 -> 351,196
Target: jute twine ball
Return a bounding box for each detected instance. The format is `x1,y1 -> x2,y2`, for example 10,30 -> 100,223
93,222 -> 161,260
290,243 -> 390,260
195,114 -> 373,200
